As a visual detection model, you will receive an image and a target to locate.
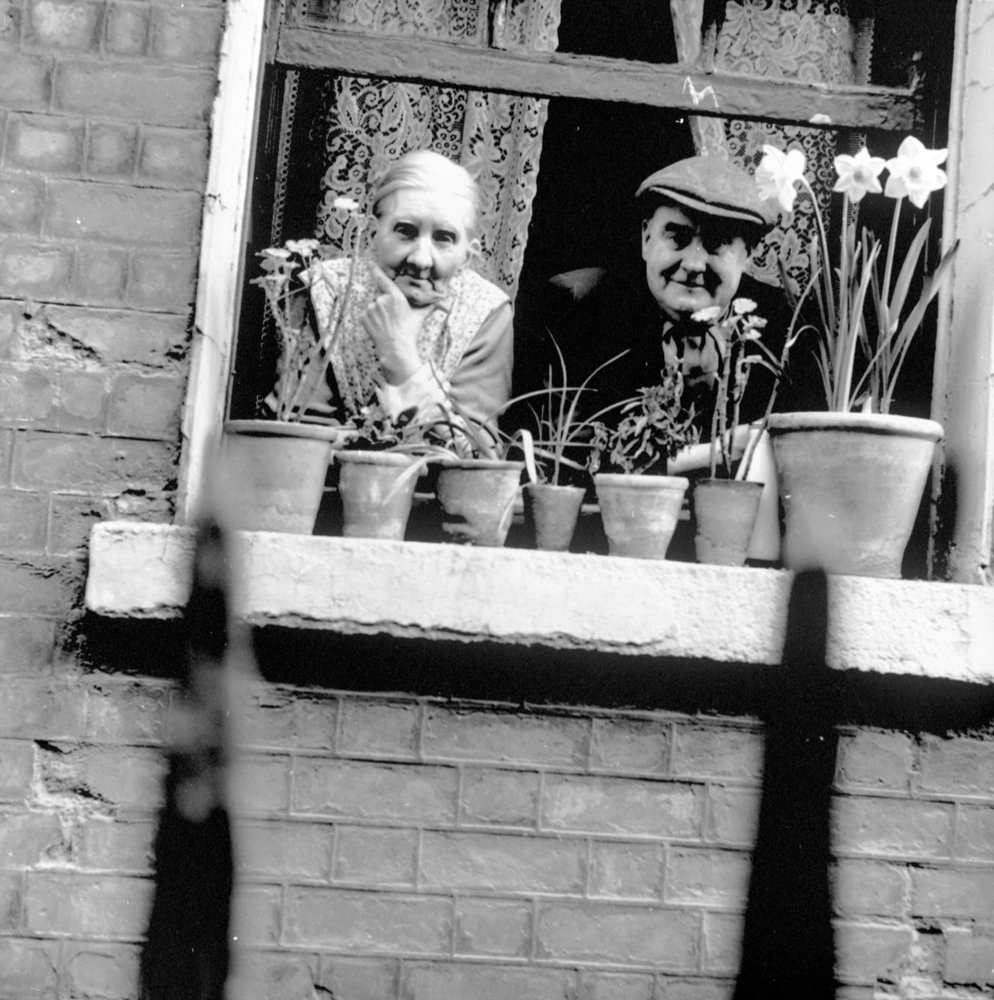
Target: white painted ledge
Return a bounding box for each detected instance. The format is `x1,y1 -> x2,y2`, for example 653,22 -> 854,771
85,520 -> 994,683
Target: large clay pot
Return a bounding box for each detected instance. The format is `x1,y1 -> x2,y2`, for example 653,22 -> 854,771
593,473 -> 689,560
693,478 -> 764,567
334,450 -> 419,541
222,420 -> 343,533
767,411 -> 942,578
435,459 -> 524,547
523,482 -> 586,552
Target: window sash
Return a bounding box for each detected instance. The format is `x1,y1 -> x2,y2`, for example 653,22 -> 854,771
275,24 -> 920,131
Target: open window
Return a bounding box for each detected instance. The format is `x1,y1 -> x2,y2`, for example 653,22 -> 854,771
180,0 -> 991,582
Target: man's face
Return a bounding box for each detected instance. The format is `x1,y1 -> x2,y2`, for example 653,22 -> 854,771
371,186 -> 479,308
641,204 -> 750,323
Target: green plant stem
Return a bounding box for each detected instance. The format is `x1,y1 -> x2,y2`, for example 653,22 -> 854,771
882,195 -> 902,322
497,345 -> 629,484
876,199 -> 903,409
283,250 -> 365,421
835,205 -> 856,411
708,333 -> 727,479
802,178 -> 836,347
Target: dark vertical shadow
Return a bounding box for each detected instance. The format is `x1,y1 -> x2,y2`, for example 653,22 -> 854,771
140,520 -> 234,1000
733,569 -> 837,1000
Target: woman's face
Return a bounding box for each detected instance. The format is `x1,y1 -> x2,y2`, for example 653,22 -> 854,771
371,186 -> 479,308
641,204 -> 749,322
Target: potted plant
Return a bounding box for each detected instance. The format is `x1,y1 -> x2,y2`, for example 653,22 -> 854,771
587,371 -> 699,560
756,138 -> 958,577
510,342 -> 629,552
223,199 -> 365,534
331,403 -> 451,541
688,298 -> 778,567
413,400 -> 526,548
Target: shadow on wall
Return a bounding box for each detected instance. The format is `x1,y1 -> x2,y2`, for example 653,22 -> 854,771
139,520 -> 236,1000
733,570 -> 836,999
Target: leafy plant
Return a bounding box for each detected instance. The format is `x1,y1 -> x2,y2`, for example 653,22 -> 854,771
340,341 -> 632,482
756,137 -> 958,413
421,399 -> 510,461
504,338 -> 631,485
252,197 -> 365,422
689,298 -> 778,480
587,370 -> 699,476
342,403 -> 435,453
334,401 -> 463,504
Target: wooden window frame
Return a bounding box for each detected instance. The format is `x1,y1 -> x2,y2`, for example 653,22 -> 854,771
178,0 -> 994,584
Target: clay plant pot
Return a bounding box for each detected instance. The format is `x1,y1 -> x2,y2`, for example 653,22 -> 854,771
523,482 -> 586,552
222,419 -> 343,533
593,473 -> 690,560
435,459 -> 524,547
767,411 -> 943,578
693,478 -> 764,567
334,450 -> 420,541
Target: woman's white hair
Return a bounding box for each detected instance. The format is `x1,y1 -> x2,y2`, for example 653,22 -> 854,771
369,149 -> 482,237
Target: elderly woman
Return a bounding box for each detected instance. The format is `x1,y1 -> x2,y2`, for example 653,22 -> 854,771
304,149 -> 513,434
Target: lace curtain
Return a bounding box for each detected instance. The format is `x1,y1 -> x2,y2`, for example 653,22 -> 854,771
273,0 -> 859,294
276,0 -> 562,300
710,0 -> 859,285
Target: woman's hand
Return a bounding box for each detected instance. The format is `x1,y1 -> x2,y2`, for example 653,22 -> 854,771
361,264 -> 425,385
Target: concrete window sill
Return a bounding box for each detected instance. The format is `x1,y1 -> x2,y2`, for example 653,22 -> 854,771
85,521 -> 994,683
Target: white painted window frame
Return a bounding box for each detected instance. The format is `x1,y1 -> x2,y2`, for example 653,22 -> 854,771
177,0 -> 994,585
177,0 -> 269,527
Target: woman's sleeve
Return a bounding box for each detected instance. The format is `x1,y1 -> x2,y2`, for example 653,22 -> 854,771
446,299 -> 514,425
376,300 -> 514,429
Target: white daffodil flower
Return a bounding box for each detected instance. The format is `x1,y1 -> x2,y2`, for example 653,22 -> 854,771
833,147 -> 886,203
884,137 -> 948,209
755,145 -> 806,216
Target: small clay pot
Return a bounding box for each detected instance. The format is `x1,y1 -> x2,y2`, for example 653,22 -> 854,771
435,460 -> 524,547
523,482 -> 585,552
222,420 -> 341,534
693,478 -> 764,567
335,450 -> 419,541
594,473 -> 689,560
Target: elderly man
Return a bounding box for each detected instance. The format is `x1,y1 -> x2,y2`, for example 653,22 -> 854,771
515,154 -> 813,557
304,149 -> 513,431
517,156 -> 799,456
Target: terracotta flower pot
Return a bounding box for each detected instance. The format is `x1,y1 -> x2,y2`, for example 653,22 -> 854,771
523,482 -> 585,552
221,420 -> 342,533
767,411 -> 942,578
693,478 -> 764,567
593,473 -> 689,560
435,459 -> 524,547
334,450 -> 420,541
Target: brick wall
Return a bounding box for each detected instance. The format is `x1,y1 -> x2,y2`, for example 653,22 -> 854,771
7,663 -> 994,1000
0,0 -> 220,580
2,2 -> 994,999
210,682 -> 994,1000
0,0 -> 219,994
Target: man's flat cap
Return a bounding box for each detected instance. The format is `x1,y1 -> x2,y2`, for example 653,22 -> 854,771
636,155 -> 773,229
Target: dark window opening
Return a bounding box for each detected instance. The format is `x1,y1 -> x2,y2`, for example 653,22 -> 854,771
554,0 -> 679,62
864,0 -> 957,89
511,98 -> 695,388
